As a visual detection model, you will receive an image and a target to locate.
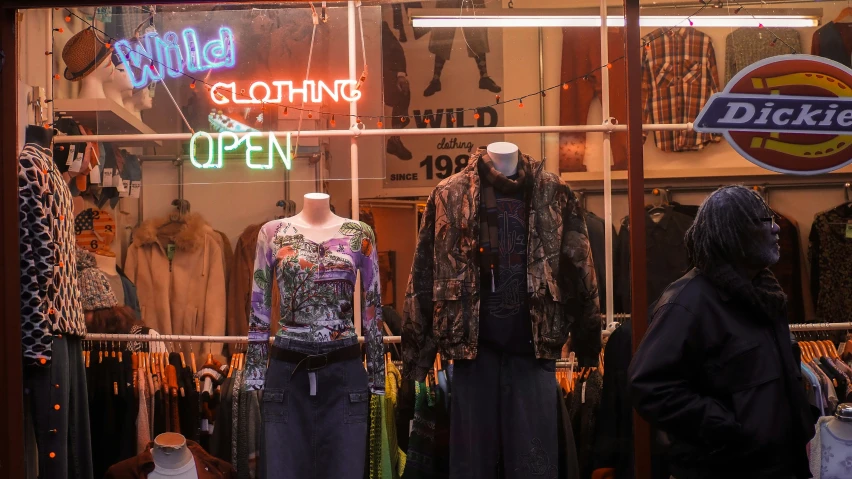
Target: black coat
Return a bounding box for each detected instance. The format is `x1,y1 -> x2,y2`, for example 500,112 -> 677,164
628,268 -> 815,479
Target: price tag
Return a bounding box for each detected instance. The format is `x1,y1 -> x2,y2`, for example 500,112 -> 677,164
65,144 -> 77,166
120,179 -> 130,198
846,222 -> 852,239
69,153 -> 84,173
89,164 -> 101,184
130,181 -> 141,199
581,382 -> 587,404
102,168 -> 115,187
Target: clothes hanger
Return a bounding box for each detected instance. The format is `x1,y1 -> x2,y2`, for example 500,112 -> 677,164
647,188 -> 671,223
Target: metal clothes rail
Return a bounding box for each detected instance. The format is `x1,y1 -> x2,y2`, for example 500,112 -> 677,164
51,123 -> 695,144
83,333 -> 402,344
789,323 -> 852,332
577,180 -> 852,196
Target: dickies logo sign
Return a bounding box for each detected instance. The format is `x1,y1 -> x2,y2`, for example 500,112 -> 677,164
694,55 -> 852,176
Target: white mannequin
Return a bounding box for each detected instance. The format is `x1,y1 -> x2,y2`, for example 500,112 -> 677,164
78,59 -> 115,99
825,416 -> 852,440
103,65 -> 134,107
149,433 -> 198,479
486,142 -> 519,177
125,87 -> 154,119
288,193 -> 347,243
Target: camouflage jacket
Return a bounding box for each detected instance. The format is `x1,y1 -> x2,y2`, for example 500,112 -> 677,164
402,150 -> 601,381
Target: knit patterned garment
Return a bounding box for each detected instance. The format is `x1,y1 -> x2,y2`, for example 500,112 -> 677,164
18,144 -> 86,365
725,27 -> 801,84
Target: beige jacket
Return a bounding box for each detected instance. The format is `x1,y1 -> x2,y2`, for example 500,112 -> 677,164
124,213 -> 226,361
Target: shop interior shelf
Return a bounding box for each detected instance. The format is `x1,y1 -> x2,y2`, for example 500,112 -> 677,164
53,98 -> 162,147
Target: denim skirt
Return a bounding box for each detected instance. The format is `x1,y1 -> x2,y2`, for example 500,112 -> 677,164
260,336 -> 369,479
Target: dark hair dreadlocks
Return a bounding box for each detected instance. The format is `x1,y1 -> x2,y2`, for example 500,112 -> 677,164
684,185 -> 773,271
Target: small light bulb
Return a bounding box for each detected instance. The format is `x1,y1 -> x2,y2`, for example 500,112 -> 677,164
64,16 -> 71,22
519,99 -> 524,108
377,120 -> 383,128
562,83 -> 570,90
474,112 -> 481,120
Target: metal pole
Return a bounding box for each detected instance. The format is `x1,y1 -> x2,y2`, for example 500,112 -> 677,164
538,27 -> 546,164
46,10 -> 54,124
349,0 -> 359,222
575,179 -> 852,195
51,123 -> 697,144
599,0 -> 614,327
83,333 -> 403,344
624,0 -> 651,477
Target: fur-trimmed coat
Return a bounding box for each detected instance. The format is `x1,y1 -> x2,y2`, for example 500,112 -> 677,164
124,213 -> 226,361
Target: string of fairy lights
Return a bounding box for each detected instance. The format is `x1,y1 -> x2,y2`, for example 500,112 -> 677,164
51,1 -> 801,130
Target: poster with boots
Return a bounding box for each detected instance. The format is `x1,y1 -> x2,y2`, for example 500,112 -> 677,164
382,1 -> 504,188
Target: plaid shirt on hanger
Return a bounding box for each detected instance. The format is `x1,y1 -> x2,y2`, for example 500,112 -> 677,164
641,28 -> 722,152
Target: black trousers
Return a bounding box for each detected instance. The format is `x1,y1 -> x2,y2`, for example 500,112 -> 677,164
450,345 -> 559,479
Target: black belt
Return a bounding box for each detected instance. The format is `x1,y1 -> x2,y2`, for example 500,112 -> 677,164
270,343 -> 361,376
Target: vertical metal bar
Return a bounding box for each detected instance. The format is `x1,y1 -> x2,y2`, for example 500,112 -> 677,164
46,9 -> 54,124
624,0 -> 651,477
349,0 -> 362,336
349,0 -> 359,222
599,0 -> 614,326
538,27 -> 546,163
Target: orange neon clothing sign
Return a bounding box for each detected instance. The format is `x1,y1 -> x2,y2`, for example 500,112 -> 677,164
210,80 -> 362,105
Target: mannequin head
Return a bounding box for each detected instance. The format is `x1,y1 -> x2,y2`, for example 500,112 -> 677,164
103,62 -> 134,105
78,59 -> 115,99
126,86 -> 154,119
685,185 -> 781,276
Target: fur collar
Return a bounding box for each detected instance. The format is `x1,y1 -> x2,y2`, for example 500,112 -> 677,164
701,264 -> 787,322
132,213 -> 211,251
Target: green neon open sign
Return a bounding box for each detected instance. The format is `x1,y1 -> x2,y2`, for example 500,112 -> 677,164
189,131 -> 292,170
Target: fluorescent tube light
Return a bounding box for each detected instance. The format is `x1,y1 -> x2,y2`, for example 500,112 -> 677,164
411,14 -> 819,29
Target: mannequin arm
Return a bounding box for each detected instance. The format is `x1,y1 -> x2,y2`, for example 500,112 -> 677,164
402,191 -> 439,382
357,222 -> 385,395
244,226 -> 273,391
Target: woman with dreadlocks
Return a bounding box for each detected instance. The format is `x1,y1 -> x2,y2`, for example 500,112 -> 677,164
628,186 -> 815,479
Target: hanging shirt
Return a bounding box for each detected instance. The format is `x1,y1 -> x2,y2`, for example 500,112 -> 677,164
725,27 -> 801,84
245,220 -> 385,393
641,28 -> 722,152
18,143 -> 86,366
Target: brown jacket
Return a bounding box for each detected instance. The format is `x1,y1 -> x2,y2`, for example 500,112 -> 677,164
226,223 -> 262,337
125,213 -> 226,361
402,150 -> 601,381
105,440 -> 236,478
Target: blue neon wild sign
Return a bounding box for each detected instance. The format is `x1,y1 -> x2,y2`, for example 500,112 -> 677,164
114,27 -> 236,89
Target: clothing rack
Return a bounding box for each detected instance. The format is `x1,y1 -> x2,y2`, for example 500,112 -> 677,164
790,323 -> 852,332
577,179 -> 852,197
83,333 -> 402,344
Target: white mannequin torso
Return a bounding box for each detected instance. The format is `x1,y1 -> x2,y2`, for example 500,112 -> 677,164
287,193 -> 347,244
149,433 -> 198,479
486,142 -> 519,177
78,60 -> 114,99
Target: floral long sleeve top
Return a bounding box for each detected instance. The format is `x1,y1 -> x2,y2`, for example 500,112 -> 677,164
245,220 -> 385,394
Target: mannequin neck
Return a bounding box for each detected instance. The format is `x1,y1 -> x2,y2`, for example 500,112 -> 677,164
93,251 -> 117,275
79,76 -> 110,99
486,142 -> 519,177
151,433 -> 193,470
25,126 -> 54,148
827,417 -> 852,440
104,86 -> 131,107
293,193 -> 342,228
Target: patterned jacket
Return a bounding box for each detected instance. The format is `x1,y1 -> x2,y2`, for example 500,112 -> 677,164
402,150 -> 601,381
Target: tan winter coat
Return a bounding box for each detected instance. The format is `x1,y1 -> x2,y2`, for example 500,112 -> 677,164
124,213 -> 226,361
